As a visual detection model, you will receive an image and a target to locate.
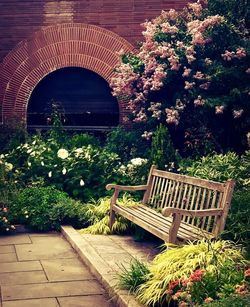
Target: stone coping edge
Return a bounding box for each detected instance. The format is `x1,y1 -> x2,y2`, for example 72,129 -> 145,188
61,225 -> 143,307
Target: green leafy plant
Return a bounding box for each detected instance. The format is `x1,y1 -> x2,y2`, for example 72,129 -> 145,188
222,189 -> 250,256
9,186 -> 87,231
181,151 -> 249,188
104,126 -> 149,162
118,259 -> 150,293
79,195 -> 138,235
150,124 -> 179,170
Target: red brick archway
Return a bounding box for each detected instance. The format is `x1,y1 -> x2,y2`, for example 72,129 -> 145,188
0,23 -> 134,125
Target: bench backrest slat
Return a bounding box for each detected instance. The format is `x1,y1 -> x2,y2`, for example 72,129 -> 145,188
145,166 -> 234,235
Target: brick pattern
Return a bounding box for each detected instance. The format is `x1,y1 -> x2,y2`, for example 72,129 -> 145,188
0,0 -> 190,125
0,23 -> 134,124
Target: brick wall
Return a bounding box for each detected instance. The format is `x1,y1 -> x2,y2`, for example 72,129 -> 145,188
0,0 -> 189,125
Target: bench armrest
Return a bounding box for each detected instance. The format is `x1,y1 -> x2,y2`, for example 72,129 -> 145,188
162,207 -> 223,244
162,208 -> 223,218
106,184 -> 148,192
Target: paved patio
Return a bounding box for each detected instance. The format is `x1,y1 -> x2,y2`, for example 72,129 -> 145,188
62,226 -> 160,307
0,232 -> 113,307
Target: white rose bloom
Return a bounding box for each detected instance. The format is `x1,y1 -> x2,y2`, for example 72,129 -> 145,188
48,171 -> 52,177
80,179 -> 85,186
130,158 -> 147,166
62,168 -> 67,175
5,162 -> 13,171
57,149 -> 69,159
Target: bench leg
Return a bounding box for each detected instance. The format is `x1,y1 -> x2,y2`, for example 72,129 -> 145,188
168,213 -> 181,244
109,208 -> 116,231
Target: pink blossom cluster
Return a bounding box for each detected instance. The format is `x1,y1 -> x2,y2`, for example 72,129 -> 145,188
221,47 -> 247,61
148,102 -> 162,120
188,1 -> 203,17
233,109 -> 244,119
133,107 -> 147,123
165,107 -> 180,125
194,95 -> 205,106
215,105 -> 225,114
110,63 -> 138,97
187,15 -> 224,45
141,130 -> 153,140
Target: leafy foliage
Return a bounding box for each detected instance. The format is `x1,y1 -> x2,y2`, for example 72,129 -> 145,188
222,189 -> 250,256
104,126 -> 149,162
79,195 -> 137,235
118,259 -> 150,293
181,151 -> 250,188
150,124 -> 179,170
9,186 -> 88,231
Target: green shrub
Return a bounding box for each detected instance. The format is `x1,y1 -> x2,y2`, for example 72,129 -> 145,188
1,134 -> 121,201
181,151 -> 249,188
68,133 -> 100,148
0,117 -> 27,152
150,124 -> 179,170
203,294 -> 250,306
105,126 -> 149,162
118,259 -> 150,293
222,189 -> 250,256
9,186 -> 87,231
136,240 -> 249,306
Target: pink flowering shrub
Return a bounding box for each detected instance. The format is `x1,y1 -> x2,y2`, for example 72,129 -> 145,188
0,205 -> 15,233
110,0 -> 250,155
166,264 -> 250,306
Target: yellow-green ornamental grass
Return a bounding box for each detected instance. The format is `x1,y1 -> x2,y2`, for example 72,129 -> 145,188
137,240 -> 249,306
78,194 -> 138,235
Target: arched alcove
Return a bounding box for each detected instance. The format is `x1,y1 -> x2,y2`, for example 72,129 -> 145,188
27,67 -> 119,129
0,23 -> 134,126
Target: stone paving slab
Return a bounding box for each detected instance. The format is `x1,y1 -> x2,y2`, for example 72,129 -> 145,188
0,271 -> 47,285
2,298 -> 59,307
0,235 -> 31,245
0,261 -> 42,273
0,253 -> 17,263
1,280 -> 104,301
41,258 -> 95,282
2,280 -> 105,301
15,236 -> 76,260
0,246 -> 15,254
58,295 -> 112,307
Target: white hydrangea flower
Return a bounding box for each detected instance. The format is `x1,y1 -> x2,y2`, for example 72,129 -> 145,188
41,161 -> 44,166
62,168 -> 67,175
80,179 -> 85,186
57,149 -> 69,159
74,148 -> 83,157
27,162 -> 31,167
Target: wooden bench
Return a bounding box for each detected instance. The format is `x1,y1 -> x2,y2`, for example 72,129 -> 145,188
106,165 -> 235,244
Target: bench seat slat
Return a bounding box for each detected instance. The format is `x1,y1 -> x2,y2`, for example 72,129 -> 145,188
113,204 -> 212,242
